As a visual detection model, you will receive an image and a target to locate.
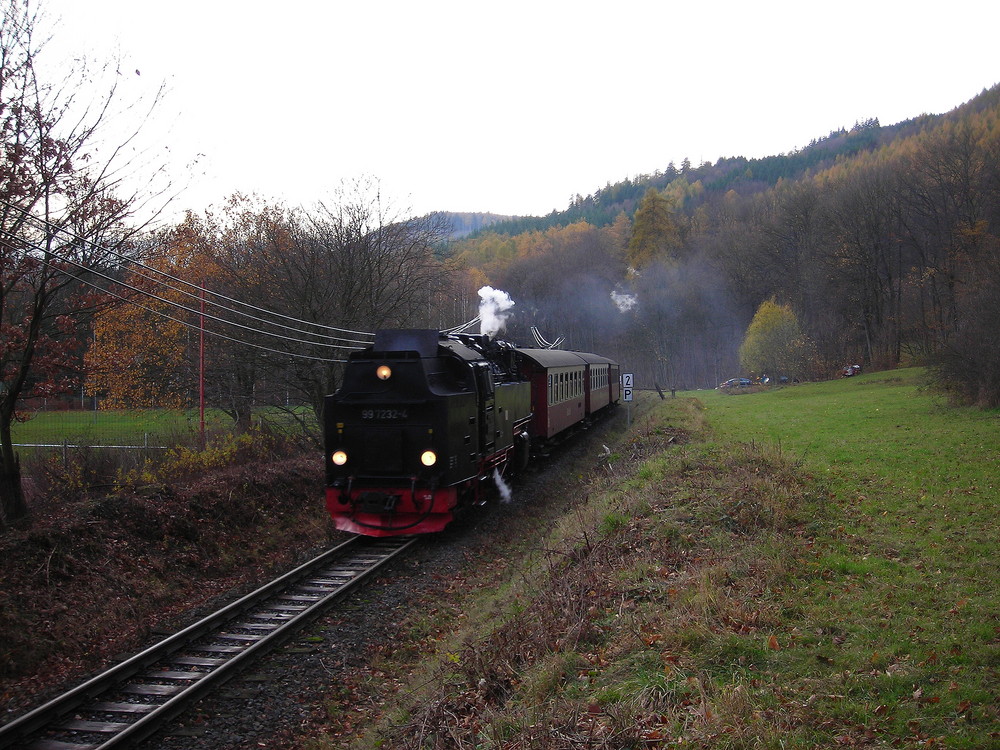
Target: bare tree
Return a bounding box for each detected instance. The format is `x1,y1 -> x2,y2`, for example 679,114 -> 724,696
164,184 -> 454,437
271,181 -> 454,425
0,0 -> 165,528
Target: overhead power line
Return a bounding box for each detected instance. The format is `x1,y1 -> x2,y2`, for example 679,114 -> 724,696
1,199 -> 375,345
441,316 -> 480,334
0,225 -> 361,358
2,204 -> 482,360
530,325 -> 565,349
75,271 -> 350,363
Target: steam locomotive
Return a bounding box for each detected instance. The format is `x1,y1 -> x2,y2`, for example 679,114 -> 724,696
324,329 -> 620,536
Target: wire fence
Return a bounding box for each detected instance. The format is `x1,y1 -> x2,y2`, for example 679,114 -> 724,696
9,395 -> 251,483
15,391 -> 191,437
9,403 -> 323,503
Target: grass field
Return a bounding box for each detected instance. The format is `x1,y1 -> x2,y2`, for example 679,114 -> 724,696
341,368 -> 999,748
689,368 -> 1000,746
697,368 -> 999,492
10,409 -> 225,446
10,407 -> 316,447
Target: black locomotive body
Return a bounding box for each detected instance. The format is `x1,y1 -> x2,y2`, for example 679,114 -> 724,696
324,329 -> 619,536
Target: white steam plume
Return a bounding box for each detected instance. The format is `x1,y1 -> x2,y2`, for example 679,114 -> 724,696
493,468 -> 513,504
611,290 -> 638,313
478,286 -> 515,337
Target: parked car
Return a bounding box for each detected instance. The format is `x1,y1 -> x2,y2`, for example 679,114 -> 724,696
717,377 -> 752,389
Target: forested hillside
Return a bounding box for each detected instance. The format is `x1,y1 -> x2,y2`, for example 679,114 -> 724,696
447,84 -> 1000,401
432,211 -> 517,240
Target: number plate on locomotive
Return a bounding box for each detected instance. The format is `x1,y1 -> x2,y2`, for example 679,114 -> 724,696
361,409 -> 409,420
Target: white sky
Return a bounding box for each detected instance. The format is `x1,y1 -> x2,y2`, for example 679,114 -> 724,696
41,0 -> 1000,221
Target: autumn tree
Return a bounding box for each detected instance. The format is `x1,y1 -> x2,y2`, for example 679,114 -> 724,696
1,0 -> 165,527
83,185 -> 454,438
739,299 -> 811,379
898,120 -> 995,351
191,196 -> 295,433
928,234 -> 1000,407
627,188 -> 681,269
922,120 -> 1000,406
451,231 -> 518,283
85,220 -> 210,410
822,160 -> 903,368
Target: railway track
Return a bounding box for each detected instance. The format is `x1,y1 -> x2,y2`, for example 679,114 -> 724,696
0,535 -> 418,750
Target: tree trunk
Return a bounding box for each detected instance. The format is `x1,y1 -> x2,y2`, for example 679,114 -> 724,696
0,440 -> 27,530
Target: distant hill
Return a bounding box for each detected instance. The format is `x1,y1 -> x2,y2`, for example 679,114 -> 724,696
428,211 -> 521,240
438,85 -> 1000,242
469,110 -> 956,238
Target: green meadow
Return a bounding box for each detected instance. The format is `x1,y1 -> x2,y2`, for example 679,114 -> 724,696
691,368 -> 999,745
10,409 -> 227,447
358,369 -> 1000,748
700,368 -> 999,492
10,407 -> 316,448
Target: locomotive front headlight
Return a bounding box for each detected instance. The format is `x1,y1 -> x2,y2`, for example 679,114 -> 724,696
420,450 -> 437,467
376,365 -> 392,381
332,450 -> 348,466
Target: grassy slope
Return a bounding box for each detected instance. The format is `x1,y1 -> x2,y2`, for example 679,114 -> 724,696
316,369 -> 998,749
695,369 -> 999,747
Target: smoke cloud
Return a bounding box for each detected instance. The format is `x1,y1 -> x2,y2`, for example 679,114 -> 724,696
611,290 -> 638,313
493,468 -> 513,503
479,285 -> 515,337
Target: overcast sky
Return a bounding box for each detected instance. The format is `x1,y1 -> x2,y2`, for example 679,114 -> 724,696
42,0 -> 1000,221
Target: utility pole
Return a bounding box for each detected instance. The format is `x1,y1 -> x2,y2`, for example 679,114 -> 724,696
199,284 -> 206,450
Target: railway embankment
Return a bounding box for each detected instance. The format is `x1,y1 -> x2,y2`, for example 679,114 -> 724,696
0,451 -> 342,719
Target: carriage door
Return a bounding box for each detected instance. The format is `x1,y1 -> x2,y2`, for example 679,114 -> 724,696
474,363 -> 496,452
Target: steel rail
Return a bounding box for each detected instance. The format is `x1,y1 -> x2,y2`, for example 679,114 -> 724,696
0,535 -> 418,750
